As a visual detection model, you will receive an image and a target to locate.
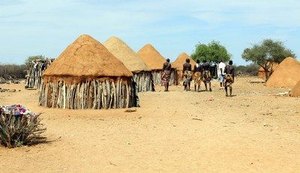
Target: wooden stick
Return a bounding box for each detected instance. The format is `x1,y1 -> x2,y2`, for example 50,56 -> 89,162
39,77 -> 137,109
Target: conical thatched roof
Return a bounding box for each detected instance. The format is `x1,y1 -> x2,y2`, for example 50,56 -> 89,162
290,80 -> 300,97
43,34 -> 132,80
172,52 -> 196,70
103,36 -> 150,73
137,44 -> 166,70
266,57 -> 300,88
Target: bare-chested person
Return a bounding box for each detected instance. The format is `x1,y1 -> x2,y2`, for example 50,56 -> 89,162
202,60 -> 212,92
183,58 -> 192,91
162,59 -> 172,92
224,60 -> 235,97
193,59 -> 203,92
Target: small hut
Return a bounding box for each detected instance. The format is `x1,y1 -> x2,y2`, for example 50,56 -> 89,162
266,57 -> 300,88
137,44 -> 176,85
39,34 -> 137,109
172,52 -> 196,84
104,36 -> 154,92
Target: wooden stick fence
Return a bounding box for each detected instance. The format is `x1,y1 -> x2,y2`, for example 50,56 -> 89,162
133,71 -> 155,92
39,78 -> 137,109
25,65 -> 43,89
170,69 -> 177,86
151,69 -> 177,86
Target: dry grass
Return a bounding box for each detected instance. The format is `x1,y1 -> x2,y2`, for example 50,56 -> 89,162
43,34 -> 133,84
104,36 -> 150,73
137,44 -> 166,70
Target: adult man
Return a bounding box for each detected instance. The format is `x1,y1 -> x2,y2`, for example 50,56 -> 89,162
210,61 -> 217,78
162,59 -> 172,92
202,60 -> 212,92
224,60 -> 235,97
217,60 -> 226,88
193,59 -> 202,92
183,58 -> 192,91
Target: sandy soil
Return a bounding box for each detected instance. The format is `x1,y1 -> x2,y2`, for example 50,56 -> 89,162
0,77 -> 299,173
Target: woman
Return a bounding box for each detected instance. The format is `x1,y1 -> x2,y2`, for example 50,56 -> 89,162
162,59 -> 172,91
183,59 -> 192,91
193,59 -> 203,92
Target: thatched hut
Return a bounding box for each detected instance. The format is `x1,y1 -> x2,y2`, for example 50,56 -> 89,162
172,52 -> 196,84
266,57 -> 300,88
104,36 -> 154,92
137,44 -> 176,85
39,34 -> 137,109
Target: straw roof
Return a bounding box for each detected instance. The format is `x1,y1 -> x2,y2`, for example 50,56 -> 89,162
290,80 -> 300,97
137,44 -> 166,70
266,57 -> 300,88
172,52 -> 196,70
43,34 -> 132,79
104,36 -> 150,73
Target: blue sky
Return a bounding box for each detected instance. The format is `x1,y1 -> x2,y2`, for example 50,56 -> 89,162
0,0 -> 299,65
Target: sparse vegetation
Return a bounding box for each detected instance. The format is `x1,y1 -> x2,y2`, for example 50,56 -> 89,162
0,107 -> 46,148
25,55 -> 46,68
0,64 -> 27,79
242,39 -> 295,81
234,63 -> 259,76
0,55 -> 49,81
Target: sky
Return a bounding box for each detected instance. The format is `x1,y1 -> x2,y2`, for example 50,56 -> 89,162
0,0 -> 299,65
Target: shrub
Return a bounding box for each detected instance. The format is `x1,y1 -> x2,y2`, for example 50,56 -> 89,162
234,63 -> 259,76
0,64 -> 27,79
0,105 -> 46,148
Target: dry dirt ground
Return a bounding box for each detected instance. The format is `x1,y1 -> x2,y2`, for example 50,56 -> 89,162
0,77 -> 299,173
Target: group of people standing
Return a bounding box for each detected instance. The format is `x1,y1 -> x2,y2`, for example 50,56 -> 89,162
162,58 -> 235,97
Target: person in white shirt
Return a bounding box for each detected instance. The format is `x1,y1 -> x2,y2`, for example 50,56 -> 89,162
217,60 -> 226,88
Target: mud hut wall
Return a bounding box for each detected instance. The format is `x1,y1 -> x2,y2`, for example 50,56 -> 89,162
39,77 -> 136,109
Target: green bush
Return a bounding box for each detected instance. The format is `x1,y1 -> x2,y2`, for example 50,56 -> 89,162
0,106 -> 46,148
234,64 -> 259,76
0,64 -> 27,79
